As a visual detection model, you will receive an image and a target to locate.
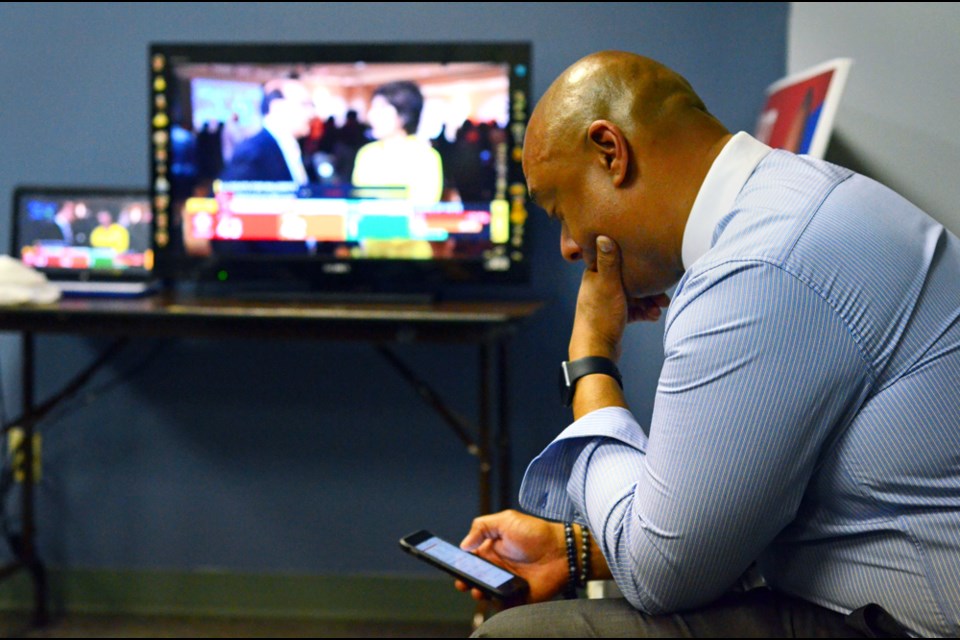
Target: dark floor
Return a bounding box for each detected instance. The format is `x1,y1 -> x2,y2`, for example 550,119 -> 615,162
0,612 -> 475,638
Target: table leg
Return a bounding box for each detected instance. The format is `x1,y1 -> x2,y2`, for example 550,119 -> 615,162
496,338 -> 511,512
20,333 -> 47,627
478,342 -> 492,516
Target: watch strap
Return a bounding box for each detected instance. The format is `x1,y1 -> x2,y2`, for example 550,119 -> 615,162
561,356 -> 622,406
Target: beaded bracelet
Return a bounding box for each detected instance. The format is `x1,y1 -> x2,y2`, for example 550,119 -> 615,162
579,525 -> 591,589
563,522 -> 592,598
563,522 -> 578,599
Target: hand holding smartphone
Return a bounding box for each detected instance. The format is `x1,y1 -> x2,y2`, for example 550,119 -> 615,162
399,529 -> 529,601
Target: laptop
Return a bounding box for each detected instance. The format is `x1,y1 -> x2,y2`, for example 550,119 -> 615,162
10,185 -> 158,296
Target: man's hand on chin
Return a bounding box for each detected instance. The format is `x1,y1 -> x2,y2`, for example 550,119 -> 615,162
570,236 -> 668,361
628,292 -> 670,323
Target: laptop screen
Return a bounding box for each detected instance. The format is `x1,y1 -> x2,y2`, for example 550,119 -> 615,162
11,185 -> 154,294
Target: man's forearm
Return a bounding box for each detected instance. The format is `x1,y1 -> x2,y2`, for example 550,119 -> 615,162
572,374 -> 629,419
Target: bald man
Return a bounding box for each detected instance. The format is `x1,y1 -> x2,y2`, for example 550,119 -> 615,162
459,51 -> 960,637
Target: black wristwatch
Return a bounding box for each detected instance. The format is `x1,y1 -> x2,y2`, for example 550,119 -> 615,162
559,356 -> 622,407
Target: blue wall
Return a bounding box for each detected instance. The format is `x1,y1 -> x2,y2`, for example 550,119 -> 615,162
0,3 -> 787,576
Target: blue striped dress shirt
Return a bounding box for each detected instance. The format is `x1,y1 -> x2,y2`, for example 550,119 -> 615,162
519,133 -> 960,637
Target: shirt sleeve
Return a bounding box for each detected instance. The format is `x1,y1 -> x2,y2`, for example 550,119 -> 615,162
519,261 -> 871,614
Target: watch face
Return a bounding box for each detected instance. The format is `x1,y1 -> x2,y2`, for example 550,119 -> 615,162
559,361 -> 574,407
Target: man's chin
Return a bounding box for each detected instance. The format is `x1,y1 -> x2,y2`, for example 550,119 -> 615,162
626,274 -> 680,300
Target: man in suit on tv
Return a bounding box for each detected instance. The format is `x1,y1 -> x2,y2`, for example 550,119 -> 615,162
219,77 -> 315,184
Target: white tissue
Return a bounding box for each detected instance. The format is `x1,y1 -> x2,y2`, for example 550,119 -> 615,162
0,255 -> 62,305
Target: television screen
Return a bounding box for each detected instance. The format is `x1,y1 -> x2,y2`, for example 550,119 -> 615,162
149,42 -> 532,299
11,185 -> 155,295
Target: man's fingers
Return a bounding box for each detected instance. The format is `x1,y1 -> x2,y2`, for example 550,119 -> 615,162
461,512 -> 506,551
651,293 -> 671,308
627,293 -> 671,323
460,530 -> 482,551
595,235 -> 619,279
455,580 -> 489,602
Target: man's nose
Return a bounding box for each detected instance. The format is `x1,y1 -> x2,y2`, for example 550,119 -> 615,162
560,228 -> 582,263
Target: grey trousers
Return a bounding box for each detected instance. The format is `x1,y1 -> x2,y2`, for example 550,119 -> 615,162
471,589 -> 871,638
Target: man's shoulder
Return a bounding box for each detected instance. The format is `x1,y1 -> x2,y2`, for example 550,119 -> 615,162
221,129 -> 288,181
737,151 -> 855,227
670,152 -> 956,370
234,129 -> 280,155
688,152 -> 852,269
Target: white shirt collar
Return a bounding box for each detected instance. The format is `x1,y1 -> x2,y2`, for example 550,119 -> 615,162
681,132 -> 772,270
263,121 -> 308,185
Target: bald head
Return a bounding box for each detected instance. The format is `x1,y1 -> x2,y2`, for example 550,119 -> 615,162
522,51 -> 732,296
525,51 -> 723,168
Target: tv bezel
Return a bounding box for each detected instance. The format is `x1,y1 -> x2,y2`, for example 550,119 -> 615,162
149,41 -> 533,300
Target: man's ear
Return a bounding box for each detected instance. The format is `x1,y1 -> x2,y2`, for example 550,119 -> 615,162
587,120 -> 629,187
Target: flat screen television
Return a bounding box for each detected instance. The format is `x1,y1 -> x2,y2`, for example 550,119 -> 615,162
149,42 -> 532,300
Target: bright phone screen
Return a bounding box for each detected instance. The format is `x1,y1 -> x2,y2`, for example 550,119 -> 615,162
416,536 -> 514,587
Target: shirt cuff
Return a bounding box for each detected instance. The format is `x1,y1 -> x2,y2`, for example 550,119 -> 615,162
518,406 -> 648,522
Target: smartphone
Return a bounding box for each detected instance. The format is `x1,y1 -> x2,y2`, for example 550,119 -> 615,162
399,529 -> 529,600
